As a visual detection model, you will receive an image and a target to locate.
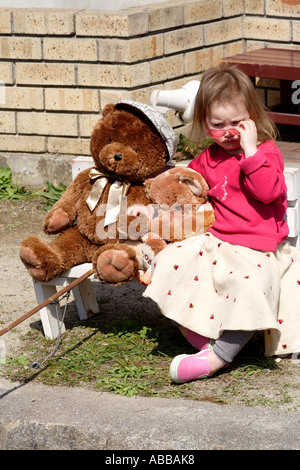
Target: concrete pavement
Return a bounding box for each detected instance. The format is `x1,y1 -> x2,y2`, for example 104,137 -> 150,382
1,376 -> 300,450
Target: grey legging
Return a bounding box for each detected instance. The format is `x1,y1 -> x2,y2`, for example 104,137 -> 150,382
213,330 -> 255,363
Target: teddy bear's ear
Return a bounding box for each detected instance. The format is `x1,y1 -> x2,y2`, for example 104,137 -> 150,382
102,104 -> 116,117
176,168 -> 209,197
179,175 -> 203,196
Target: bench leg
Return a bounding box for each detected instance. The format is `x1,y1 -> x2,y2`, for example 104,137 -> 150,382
33,281 -> 66,340
72,278 -> 99,320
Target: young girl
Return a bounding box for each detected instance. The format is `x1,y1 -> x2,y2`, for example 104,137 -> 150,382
143,64 -> 300,383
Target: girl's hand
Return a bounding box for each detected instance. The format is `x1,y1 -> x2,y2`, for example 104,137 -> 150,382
238,119 -> 258,158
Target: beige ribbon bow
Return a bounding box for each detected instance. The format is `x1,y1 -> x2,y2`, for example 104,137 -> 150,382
86,168 -> 130,227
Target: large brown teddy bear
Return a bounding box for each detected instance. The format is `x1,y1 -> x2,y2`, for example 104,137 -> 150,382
20,100 -> 177,285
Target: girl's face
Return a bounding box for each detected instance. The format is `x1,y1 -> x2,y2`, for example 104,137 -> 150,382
205,100 -> 250,154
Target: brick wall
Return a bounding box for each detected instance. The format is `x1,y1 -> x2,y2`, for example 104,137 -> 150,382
0,0 -> 299,186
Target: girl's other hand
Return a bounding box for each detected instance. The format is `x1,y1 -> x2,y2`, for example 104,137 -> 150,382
238,119 -> 258,158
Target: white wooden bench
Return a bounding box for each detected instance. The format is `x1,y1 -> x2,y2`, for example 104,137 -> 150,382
33,156 -> 300,339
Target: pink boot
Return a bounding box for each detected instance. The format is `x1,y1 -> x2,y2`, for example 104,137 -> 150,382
169,349 -> 212,383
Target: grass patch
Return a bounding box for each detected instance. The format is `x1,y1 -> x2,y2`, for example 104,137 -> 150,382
1,312 -> 289,407
1,317 -> 187,397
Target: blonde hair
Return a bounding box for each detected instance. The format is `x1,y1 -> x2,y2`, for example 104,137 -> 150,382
191,64 -> 278,144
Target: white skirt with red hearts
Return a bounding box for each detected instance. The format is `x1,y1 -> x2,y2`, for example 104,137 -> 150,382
143,232 -> 300,356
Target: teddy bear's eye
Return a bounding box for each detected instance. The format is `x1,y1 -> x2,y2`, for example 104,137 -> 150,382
108,139 -> 113,144
135,148 -> 139,153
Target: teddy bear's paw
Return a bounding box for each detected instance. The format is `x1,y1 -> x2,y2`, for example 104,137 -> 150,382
20,236 -> 61,282
44,208 -> 71,234
94,245 -> 139,285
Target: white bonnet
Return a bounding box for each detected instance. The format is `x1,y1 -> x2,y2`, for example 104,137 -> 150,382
116,100 -> 177,162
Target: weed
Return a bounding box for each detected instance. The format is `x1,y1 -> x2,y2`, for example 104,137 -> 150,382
38,181 -> 67,210
0,167 -> 66,209
0,167 -> 32,200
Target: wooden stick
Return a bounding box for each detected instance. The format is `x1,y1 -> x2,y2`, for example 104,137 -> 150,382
0,269 -> 94,337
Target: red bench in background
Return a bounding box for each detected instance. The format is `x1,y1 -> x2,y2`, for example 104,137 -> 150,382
219,48 -> 300,127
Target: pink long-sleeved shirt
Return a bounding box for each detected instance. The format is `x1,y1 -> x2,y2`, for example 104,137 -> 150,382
188,140 -> 289,251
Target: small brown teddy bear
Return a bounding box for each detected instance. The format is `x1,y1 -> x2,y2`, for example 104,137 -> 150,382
145,166 -> 215,240
134,167 -> 215,284
20,100 -> 177,285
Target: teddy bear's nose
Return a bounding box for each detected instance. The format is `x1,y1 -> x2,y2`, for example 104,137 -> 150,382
114,153 -> 123,161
